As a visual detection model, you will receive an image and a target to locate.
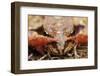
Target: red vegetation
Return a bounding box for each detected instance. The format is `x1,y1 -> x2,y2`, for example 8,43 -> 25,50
28,34 -> 57,55
67,34 -> 88,46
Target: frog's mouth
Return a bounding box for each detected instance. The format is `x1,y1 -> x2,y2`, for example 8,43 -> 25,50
54,31 -> 67,55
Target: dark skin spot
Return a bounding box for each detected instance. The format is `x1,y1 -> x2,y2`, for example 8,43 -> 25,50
69,24 -> 85,36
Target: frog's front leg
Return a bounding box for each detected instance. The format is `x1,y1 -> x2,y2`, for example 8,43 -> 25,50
74,44 -> 80,58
